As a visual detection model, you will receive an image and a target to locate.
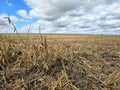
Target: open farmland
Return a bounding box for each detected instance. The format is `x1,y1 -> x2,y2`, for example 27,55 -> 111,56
0,34 -> 120,90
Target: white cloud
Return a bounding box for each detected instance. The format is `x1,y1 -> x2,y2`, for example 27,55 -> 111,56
0,14 -> 31,33
0,14 -> 8,25
6,1 -> 13,6
18,19 -> 52,33
20,0 -> 120,34
17,10 -> 31,19
24,0 -> 90,20
0,14 -> 14,33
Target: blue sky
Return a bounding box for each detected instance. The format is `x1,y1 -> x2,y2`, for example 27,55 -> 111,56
0,0 -> 30,15
0,0 -> 120,34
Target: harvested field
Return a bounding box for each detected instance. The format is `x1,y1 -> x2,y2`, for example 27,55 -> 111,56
0,34 -> 120,90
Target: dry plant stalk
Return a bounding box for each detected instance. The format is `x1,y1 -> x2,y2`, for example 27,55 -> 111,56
102,70 -> 120,86
0,43 -> 8,66
4,16 -> 24,43
0,49 -> 4,64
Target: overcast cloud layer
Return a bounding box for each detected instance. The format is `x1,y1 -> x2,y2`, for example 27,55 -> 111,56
1,0 -> 120,34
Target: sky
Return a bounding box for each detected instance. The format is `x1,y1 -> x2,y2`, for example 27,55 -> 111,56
0,0 -> 120,34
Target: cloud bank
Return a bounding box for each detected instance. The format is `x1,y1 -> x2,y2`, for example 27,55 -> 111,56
22,0 -> 120,34
1,0 -> 120,34
24,0 -> 88,20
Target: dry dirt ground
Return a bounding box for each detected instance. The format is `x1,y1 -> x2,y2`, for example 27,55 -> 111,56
0,34 -> 120,90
